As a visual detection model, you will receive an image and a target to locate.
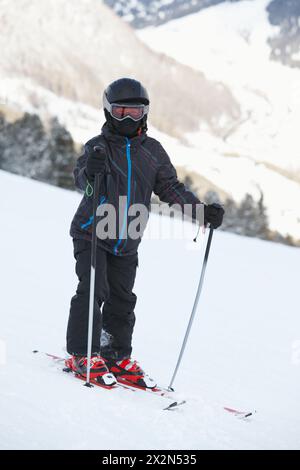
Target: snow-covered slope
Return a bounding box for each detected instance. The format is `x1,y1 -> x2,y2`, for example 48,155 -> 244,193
1,0 -> 299,241
107,0 -> 300,70
1,170 -> 300,449
137,0 -> 300,240
149,126 -> 300,240
138,0 -> 300,174
0,0 -> 238,139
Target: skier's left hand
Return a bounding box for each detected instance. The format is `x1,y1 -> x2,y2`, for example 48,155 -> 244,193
204,203 -> 225,229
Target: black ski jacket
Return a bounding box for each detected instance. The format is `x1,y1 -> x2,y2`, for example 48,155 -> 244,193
70,124 -> 201,256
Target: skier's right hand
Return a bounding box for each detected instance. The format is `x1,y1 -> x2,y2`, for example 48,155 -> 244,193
204,203 -> 225,229
86,146 -> 107,181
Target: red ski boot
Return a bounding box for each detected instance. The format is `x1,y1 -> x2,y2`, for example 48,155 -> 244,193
106,358 -> 157,389
65,355 -> 117,387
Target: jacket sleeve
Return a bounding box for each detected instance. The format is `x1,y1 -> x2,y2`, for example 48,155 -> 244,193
153,143 -> 203,221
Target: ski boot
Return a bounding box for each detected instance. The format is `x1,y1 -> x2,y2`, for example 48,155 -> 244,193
106,358 -> 157,389
65,355 -> 117,387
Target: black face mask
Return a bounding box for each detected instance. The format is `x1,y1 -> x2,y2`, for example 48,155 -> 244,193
111,118 -> 142,138
105,110 -> 144,138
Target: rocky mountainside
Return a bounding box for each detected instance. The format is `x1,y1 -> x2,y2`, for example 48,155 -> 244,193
106,0 -> 300,69
0,0 -> 239,139
104,0 -> 242,28
267,0 -> 300,68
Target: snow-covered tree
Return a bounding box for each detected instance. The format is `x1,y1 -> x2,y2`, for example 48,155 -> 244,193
0,112 -> 75,189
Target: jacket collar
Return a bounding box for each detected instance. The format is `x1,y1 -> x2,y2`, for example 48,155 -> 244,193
101,122 -> 147,145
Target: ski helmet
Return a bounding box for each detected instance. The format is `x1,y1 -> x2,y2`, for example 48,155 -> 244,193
103,78 -> 150,109
103,78 -> 150,137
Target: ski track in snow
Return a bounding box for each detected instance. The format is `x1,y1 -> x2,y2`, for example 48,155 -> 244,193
0,170 -> 300,449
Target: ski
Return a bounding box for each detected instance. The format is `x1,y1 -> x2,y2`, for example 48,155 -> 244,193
163,400 -> 187,411
223,406 -> 255,419
116,379 -> 186,409
32,350 -> 255,417
32,350 -> 185,410
116,376 -> 171,397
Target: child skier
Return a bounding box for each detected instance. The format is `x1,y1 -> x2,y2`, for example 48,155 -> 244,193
66,78 -> 224,388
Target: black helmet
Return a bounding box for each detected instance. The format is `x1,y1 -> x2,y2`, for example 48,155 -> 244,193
103,78 -> 150,137
103,78 -> 149,109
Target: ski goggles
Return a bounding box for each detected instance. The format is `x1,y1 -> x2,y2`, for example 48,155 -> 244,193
104,94 -> 149,122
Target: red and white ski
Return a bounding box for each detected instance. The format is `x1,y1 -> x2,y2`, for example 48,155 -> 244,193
32,350 -> 185,410
223,407 -> 255,419
33,350 -> 255,417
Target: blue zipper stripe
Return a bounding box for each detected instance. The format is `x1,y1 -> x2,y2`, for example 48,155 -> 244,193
81,196 -> 106,230
121,179 -> 137,253
114,138 -> 131,255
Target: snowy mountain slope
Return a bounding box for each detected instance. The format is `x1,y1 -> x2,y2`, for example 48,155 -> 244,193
106,0 -> 300,70
1,0 -> 299,242
149,127 -> 300,240
105,0 -> 246,28
1,170 -> 300,449
0,78 -> 102,144
137,0 -> 300,173
137,0 -> 300,239
0,0 -> 239,139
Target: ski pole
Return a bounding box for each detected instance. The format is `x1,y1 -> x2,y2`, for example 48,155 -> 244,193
168,226 -> 214,391
85,171 -> 102,387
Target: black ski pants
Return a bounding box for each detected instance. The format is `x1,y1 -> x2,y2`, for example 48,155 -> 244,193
67,239 -> 138,360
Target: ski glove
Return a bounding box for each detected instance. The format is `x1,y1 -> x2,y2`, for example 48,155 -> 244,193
86,146 -> 108,181
204,203 -> 225,229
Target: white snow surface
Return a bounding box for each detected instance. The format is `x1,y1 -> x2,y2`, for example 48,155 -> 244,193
0,170 -> 300,450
